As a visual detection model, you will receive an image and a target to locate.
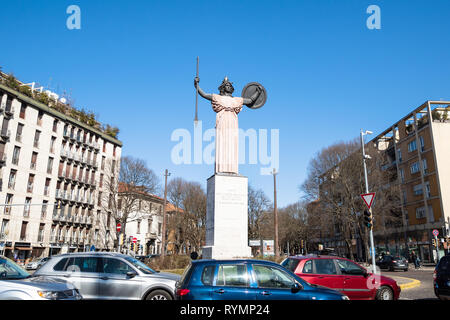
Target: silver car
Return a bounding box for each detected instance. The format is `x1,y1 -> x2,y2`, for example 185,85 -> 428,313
0,255 -> 82,300
26,257 -> 51,271
33,252 -> 180,300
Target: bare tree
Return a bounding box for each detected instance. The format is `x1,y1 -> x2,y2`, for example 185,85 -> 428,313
248,186 -> 272,255
99,156 -> 161,251
300,139 -> 401,260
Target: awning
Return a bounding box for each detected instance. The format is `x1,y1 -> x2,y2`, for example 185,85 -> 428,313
16,247 -> 32,251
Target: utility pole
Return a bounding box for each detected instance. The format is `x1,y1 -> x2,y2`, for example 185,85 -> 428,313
161,169 -> 171,257
360,129 -> 377,274
272,168 -> 279,257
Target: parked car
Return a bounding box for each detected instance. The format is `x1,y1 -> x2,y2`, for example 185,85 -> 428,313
33,252 -> 180,300
434,255 -> 450,300
281,255 -> 401,300
376,255 -> 409,271
26,257 -> 51,271
175,259 -> 349,300
0,255 -> 82,300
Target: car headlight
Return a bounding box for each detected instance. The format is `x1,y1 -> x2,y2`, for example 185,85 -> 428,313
341,295 -> 350,300
37,289 -> 81,300
37,291 -> 61,300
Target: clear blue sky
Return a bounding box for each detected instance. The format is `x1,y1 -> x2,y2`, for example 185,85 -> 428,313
1,0 -> 450,207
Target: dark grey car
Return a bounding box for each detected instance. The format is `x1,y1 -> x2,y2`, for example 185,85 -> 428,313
33,252 -> 180,300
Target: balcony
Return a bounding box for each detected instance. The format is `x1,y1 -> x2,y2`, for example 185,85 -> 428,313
4,206 -> 11,215
52,214 -> 60,222
27,183 -> 34,193
60,150 -> 68,159
30,162 -> 37,170
0,130 -> 11,142
23,207 -> 31,218
4,106 -> 14,118
50,236 -> 58,243
15,134 -> 22,143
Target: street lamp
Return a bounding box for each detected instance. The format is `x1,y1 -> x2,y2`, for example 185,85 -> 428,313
360,129 -> 377,274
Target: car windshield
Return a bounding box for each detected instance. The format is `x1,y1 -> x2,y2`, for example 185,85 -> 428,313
124,256 -> 156,274
280,258 -> 300,273
0,257 -> 31,280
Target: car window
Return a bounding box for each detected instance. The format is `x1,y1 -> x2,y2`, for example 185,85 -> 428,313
281,258 -> 300,273
438,257 -> 450,272
0,257 -> 30,279
124,256 -> 156,274
313,259 -> 337,275
102,258 -> 134,275
253,265 -> 295,289
53,258 -> 70,271
336,259 -> 364,275
216,264 -> 248,287
67,257 -> 101,273
201,265 -> 215,286
302,260 -> 313,274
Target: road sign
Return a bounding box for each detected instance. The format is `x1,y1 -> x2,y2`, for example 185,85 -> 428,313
90,245 -> 96,252
116,223 -> 122,232
132,237 -> 137,243
361,193 -> 376,210
432,229 -> 439,237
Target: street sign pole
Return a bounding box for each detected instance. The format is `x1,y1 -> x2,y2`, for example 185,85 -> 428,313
433,229 -> 440,262
361,129 -> 377,274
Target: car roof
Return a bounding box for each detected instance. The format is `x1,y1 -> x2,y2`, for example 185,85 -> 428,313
286,254 -> 344,260
47,252 -> 132,259
191,259 -> 282,266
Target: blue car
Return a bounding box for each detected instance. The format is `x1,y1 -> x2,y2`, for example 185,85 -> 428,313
175,259 -> 349,300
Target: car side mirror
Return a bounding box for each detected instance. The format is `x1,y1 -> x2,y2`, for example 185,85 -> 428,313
126,271 -> 137,278
291,282 -> 302,293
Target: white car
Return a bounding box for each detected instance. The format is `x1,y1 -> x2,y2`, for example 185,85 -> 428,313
26,257 -> 51,271
0,255 -> 82,300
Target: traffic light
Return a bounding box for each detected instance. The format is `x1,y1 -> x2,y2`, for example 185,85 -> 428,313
432,238 -> 436,247
363,210 -> 373,229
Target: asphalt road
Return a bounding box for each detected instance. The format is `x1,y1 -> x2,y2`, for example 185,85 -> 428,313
381,268 -> 437,300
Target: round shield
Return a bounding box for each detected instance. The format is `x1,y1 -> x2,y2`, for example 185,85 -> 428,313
241,82 -> 267,109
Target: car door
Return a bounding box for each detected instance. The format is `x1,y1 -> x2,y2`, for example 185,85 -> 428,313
251,264 -> 309,300
99,257 -> 142,300
310,259 -> 344,292
211,263 -> 255,300
52,256 -> 102,299
335,259 -> 374,300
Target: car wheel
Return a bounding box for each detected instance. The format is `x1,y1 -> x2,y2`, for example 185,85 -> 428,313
145,290 -> 172,300
376,286 -> 394,300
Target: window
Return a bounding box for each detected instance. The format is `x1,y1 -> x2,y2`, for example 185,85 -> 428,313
137,220 -> 141,234
397,149 -> 402,163
4,194 -> 13,215
34,130 -> 41,148
101,156 -> 105,170
253,265 -> 294,289
0,219 -> 9,236
50,137 -> 56,153
201,265 -> 216,286
47,157 -> 54,174
422,159 -> 428,173
103,142 -> 106,153
416,207 -> 426,219
419,136 -> 425,152
8,169 -> 17,189
399,168 -> 405,183
20,221 -> 28,241
24,197 -> 31,216
42,200 -> 48,218
38,224 -> 45,242
16,123 -> 23,142
216,264 -> 248,287
54,257 -> 101,273
102,258 -> 133,275
37,111 -> 43,126
302,260 -> 313,274
27,174 -> 34,193
44,178 -> 51,196
12,146 -> 20,165
53,120 -> 58,133
413,184 -> 423,196
19,104 -> 26,119
31,152 -> 38,170
410,162 -> 420,174
281,258 -> 300,273
313,259 -> 337,275
426,183 -> 431,198
335,259 -> 364,275
408,140 -> 417,152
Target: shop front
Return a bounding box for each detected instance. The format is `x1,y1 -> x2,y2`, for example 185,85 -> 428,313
14,242 -> 32,266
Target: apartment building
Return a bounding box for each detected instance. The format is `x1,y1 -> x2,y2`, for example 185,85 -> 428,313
121,187 -> 180,256
0,80 -> 122,264
367,101 -> 450,263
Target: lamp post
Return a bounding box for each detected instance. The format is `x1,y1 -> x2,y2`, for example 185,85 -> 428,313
360,129 -> 377,274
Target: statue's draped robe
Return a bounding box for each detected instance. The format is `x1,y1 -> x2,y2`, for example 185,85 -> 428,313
211,94 -> 243,174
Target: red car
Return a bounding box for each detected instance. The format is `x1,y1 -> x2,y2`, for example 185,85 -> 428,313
281,255 -> 401,300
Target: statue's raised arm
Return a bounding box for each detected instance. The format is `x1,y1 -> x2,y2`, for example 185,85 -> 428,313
194,77 -> 212,101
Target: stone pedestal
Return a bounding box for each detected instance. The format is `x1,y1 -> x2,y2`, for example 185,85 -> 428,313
202,174 -> 252,259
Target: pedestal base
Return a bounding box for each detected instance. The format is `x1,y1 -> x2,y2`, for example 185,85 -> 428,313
202,174 -> 252,259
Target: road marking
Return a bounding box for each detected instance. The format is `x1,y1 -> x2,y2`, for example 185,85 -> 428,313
392,276 -> 422,290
